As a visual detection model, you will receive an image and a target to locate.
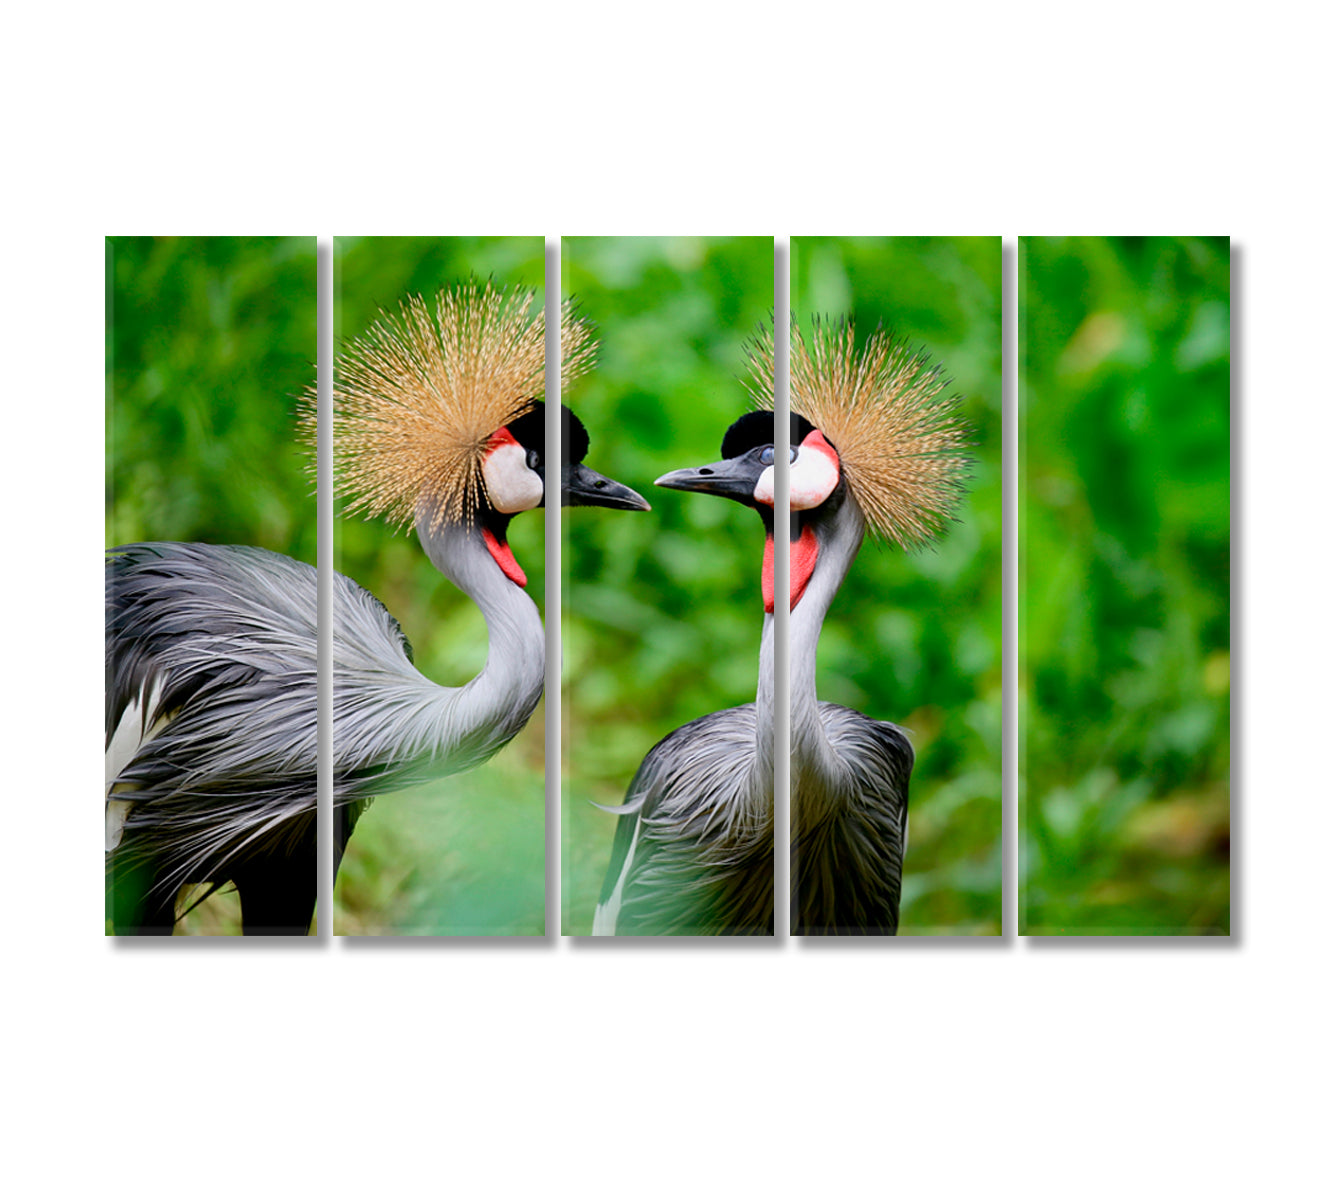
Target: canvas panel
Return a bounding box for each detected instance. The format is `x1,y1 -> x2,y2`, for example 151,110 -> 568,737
105,236 -> 318,935
1019,236 -> 1230,936
561,236 -> 776,936
789,236 -> 1003,936
331,237 -> 549,936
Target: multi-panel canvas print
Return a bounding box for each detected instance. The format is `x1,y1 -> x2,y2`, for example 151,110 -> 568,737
105,236 -> 318,934
1019,236 -> 1230,935
561,236 -> 775,935
105,235 -> 1228,941
330,236 -> 552,936
789,237 -> 1003,935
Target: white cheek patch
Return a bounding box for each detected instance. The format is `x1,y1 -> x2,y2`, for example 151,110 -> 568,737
791,438 -> 840,510
482,440 -> 543,513
753,464 -> 775,506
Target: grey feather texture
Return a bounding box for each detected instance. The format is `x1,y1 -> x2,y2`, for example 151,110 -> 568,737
105,532 -> 545,906
595,703 -> 774,935
792,704 -> 913,934
107,544 -> 325,890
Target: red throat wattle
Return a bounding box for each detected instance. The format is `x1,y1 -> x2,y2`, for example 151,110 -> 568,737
762,527 -> 819,613
483,527 -> 527,588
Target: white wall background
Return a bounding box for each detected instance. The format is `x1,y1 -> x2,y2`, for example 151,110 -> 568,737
6,4 -> 1325,1196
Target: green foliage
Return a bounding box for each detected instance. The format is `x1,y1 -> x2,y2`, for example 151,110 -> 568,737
336,716 -> 546,936
1021,236 -> 1230,935
106,236 -> 317,557
562,237 -> 1002,934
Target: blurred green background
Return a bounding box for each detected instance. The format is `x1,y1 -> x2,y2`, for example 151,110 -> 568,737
333,237 -> 549,935
1021,236 -> 1230,935
107,237 -> 316,556
106,235 -> 317,934
561,237 -> 1002,935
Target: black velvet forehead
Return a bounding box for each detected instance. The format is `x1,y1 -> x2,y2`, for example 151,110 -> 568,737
507,403 -> 546,453
721,410 -> 775,458
560,405 -> 589,465
720,410 -> 817,457
505,403 -> 591,465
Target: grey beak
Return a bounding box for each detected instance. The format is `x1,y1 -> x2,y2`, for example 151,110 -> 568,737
562,462 -> 651,511
655,457 -> 763,504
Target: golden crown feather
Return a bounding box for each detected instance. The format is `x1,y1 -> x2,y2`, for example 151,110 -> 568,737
746,316 -> 971,549
302,281 -> 596,531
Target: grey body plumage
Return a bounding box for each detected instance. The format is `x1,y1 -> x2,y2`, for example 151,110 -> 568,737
595,622 -> 775,935
105,530 -> 544,919
793,703 -> 913,933
107,543 -> 324,885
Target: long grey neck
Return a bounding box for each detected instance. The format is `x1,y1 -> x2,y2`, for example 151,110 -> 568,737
413,513 -> 547,763
753,612 -> 776,811
790,498 -> 865,820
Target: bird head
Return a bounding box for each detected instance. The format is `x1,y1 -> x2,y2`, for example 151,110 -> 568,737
483,403 -> 649,514
309,282 -> 647,590
658,317 -> 971,613
656,409 -> 845,614
475,401 -> 649,585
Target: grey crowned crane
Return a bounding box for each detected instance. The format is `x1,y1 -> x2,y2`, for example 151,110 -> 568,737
593,319 -> 968,935
106,284 -> 647,935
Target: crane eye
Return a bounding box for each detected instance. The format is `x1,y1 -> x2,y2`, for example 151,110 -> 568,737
526,449 -> 541,471
759,447 -> 775,466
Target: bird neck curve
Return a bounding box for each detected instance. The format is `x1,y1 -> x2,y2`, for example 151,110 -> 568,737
413,512 -> 546,756
789,497 -> 865,817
